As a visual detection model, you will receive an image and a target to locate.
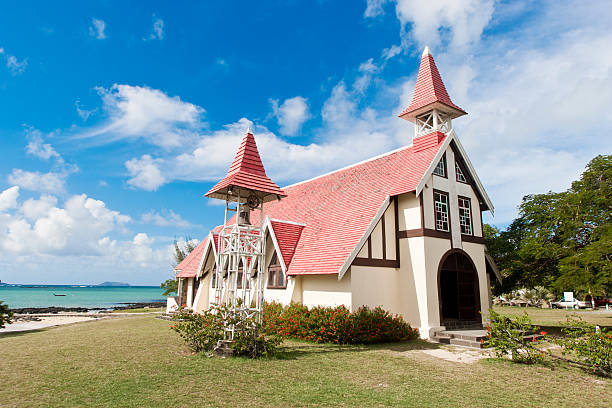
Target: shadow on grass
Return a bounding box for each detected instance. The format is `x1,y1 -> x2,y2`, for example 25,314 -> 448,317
0,328 -> 47,338
274,338 -> 439,360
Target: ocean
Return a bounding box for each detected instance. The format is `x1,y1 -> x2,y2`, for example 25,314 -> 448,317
0,285 -> 167,309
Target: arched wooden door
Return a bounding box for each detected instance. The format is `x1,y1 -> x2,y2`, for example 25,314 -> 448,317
438,251 -> 481,324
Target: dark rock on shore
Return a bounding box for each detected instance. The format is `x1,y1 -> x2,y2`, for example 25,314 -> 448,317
111,302 -> 165,310
9,301 -> 165,314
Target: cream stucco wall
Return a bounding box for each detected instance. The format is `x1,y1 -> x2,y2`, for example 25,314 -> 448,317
354,202 -> 397,260
398,193 -> 421,230
302,273 -> 352,308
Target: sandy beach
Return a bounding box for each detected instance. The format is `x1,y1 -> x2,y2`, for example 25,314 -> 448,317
0,314 -> 106,334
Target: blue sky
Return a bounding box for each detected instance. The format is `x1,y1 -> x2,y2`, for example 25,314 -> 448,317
0,0 -> 610,285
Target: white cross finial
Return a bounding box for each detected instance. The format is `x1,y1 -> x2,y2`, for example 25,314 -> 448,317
422,46 -> 431,57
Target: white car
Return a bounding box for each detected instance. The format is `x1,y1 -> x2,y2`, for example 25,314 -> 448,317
551,299 -> 587,309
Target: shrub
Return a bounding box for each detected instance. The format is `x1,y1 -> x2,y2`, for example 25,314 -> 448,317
263,302 -> 418,344
0,301 -> 12,329
557,318 -> 612,375
172,305 -> 280,358
171,308 -> 223,353
232,320 -> 282,358
486,309 -> 546,364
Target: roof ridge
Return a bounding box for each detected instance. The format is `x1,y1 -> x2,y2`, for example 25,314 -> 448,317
282,142 -> 414,189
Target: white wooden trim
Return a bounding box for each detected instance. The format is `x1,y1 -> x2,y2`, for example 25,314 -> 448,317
415,130 -> 494,215
450,135 -> 495,215
263,217 -> 288,276
337,196 -> 392,280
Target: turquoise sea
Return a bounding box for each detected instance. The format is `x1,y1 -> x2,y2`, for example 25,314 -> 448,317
0,285 -> 166,309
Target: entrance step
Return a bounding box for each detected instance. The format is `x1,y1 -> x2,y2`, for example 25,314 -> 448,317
431,329 -> 488,349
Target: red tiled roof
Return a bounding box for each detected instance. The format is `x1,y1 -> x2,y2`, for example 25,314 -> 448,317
225,131 -> 446,276
399,49 -> 466,119
205,130 -> 286,202
175,238 -> 207,278
269,220 -> 305,270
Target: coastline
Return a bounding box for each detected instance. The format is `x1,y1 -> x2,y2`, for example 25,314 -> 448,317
8,301 -> 166,314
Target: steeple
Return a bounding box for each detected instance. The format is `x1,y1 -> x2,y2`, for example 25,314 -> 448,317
399,46 -> 466,138
205,128 -> 286,203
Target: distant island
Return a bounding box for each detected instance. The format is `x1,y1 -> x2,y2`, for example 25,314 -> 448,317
97,282 -> 130,287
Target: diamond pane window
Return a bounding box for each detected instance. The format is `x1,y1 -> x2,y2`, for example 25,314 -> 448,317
433,155 -> 446,177
458,197 -> 472,235
455,162 -> 467,183
434,191 -> 449,232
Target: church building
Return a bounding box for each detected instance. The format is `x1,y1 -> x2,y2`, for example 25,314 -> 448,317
171,47 -> 501,339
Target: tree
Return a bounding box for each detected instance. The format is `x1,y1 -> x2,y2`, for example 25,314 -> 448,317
160,237 -> 197,296
0,301 -> 12,329
485,155 -> 611,297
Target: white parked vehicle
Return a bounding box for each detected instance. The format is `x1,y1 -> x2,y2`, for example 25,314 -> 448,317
550,299 -> 587,309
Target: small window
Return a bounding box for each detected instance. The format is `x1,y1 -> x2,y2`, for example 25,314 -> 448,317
455,162 -> 467,183
211,269 -> 221,289
433,155 -> 446,177
458,197 -> 473,235
236,262 -> 250,289
267,253 -> 286,289
434,191 -> 450,232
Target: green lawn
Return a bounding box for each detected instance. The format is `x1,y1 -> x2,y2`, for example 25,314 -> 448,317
1,315 -> 610,408
492,305 -> 612,327
110,307 -> 164,314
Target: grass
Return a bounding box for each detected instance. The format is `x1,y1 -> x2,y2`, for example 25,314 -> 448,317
110,307 -> 164,314
492,305 -> 612,327
1,315 -> 610,408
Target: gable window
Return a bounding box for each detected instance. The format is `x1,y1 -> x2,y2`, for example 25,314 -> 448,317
434,190 -> 450,232
433,154 -> 447,177
455,162 -> 467,183
211,268 -> 221,289
267,253 -> 286,289
458,196 -> 473,235
237,261 -> 250,289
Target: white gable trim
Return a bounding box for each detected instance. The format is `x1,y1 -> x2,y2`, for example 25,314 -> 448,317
195,233 -> 213,278
415,130 -> 494,215
338,196 -> 392,280
263,217 -> 288,276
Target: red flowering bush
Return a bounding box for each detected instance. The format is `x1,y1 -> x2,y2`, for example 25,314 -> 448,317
263,302 -> 418,344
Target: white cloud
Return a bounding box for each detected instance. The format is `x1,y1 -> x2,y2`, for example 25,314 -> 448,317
0,193 -> 130,256
147,17 -> 165,40
8,169 -> 67,194
20,194 -> 58,221
382,44 -> 402,60
141,209 -> 195,228
75,100 -> 97,121
89,18 -> 106,40
0,47 -> 27,75
364,0 -> 389,18
79,84 -> 204,149
0,186 -> 19,212
270,96 -> 310,136
25,128 -> 62,162
125,155 -> 167,191
367,0 -> 494,51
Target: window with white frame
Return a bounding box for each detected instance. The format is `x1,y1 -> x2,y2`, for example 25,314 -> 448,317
433,155 -> 446,177
267,253 -> 286,289
434,191 -> 450,232
455,162 -> 467,183
458,196 -> 473,235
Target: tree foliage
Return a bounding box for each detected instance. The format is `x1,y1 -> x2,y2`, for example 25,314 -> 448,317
160,236 -> 197,296
486,155 -> 611,296
0,301 -> 13,329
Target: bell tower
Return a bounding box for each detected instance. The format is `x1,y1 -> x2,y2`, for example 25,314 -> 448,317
399,46 -> 467,138
205,128 -> 286,340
